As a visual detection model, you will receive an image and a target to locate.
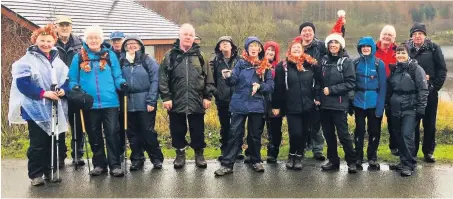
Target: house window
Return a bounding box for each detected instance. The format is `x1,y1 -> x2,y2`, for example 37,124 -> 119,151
144,46 -> 155,57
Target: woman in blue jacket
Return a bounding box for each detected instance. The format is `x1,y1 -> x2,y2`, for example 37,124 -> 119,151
119,35 -> 164,170
352,37 -> 387,170
214,37 -> 274,176
68,25 -> 126,177
8,24 -> 70,186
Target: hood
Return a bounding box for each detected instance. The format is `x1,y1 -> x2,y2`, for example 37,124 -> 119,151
121,34 -> 145,55
264,41 -> 280,67
357,36 -> 376,56
215,36 -> 238,58
244,36 -> 265,60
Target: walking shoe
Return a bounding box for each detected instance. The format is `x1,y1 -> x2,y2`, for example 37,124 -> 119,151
130,161 -> 145,171
400,167 -> 413,177
389,163 -> 403,171
293,155 -> 303,170
195,149 -> 207,168
286,154 -> 295,169
348,164 -> 357,174
214,166 -> 233,176
355,160 -> 363,170
153,159 -> 163,169
313,153 -> 326,161
252,163 -> 265,172
236,153 -> 245,160
174,148 -> 186,169
391,149 -> 399,156
72,158 -> 86,166
31,177 -> 45,186
266,156 -> 277,164
321,162 -> 340,171
244,156 -> 251,164
89,167 -> 107,176
424,154 -> 436,163
110,168 -> 125,177
368,160 -> 380,170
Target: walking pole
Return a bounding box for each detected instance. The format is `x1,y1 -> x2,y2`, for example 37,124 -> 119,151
80,110 -> 91,174
50,96 -> 56,182
123,94 -> 128,174
74,113 -> 78,170
50,85 -> 62,183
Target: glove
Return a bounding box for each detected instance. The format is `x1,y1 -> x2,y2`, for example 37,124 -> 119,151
120,83 -> 129,93
416,112 -> 424,120
72,86 -> 81,91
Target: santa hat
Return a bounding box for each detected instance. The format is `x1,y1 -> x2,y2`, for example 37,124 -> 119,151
325,10 -> 346,49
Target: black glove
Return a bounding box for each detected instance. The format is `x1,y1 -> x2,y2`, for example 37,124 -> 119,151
120,83 -> 129,93
416,112 -> 424,120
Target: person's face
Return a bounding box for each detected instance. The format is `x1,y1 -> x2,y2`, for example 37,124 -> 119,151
111,38 -> 124,51
219,41 -> 232,52
179,27 -> 195,49
247,42 -> 262,58
55,22 -> 72,38
290,43 -> 303,57
361,45 -> 372,56
126,40 -> 141,54
380,31 -> 394,46
328,40 -> 341,54
36,34 -> 56,53
412,31 -> 426,46
396,49 -> 409,63
86,32 -> 102,50
265,46 -> 276,61
301,26 -> 314,42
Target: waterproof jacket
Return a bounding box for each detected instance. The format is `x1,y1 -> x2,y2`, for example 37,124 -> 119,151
120,35 -> 159,112
407,39 -> 447,92
56,34 -> 82,66
304,38 -> 326,62
158,39 -> 215,114
226,59 -> 274,114
316,53 -> 355,111
272,60 -> 318,114
375,41 -> 397,77
69,42 -> 126,109
353,37 -> 387,117
210,40 -> 239,106
387,59 -> 428,117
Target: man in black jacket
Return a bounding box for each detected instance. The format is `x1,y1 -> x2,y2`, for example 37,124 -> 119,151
54,15 -> 83,167
209,36 -> 244,161
407,23 -> 448,163
299,22 -> 326,161
159,23 -> 216,169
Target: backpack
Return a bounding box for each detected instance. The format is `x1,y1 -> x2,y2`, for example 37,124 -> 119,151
321,57 -> 355,101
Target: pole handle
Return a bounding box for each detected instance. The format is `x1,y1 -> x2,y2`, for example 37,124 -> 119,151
80,110 -> 86,133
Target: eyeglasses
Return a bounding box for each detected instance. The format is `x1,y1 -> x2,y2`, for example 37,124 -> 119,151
126,42 -> 139,46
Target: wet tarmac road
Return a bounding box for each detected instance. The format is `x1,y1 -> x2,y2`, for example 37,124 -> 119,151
2,159 -> 453,198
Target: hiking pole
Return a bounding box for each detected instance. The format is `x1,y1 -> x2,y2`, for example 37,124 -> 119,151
80,110 -> 91,174
50,94 -> 56,182
123,94 -> 128,174
74,113 -> 78,170
51,85 -> 62,183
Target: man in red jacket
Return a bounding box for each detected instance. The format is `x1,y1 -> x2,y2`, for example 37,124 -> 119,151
375,25 -> 398,156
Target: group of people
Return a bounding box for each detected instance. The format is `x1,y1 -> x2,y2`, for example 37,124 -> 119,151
8,10 -> 447,186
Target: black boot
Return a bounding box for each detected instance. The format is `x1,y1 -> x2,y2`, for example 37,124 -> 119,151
400,166 -> 413,177
389,163 -> 403,171
293,155 -> 303,170
266,156 -> 277,164
355,160 -> 363,170
321,161 -> 340,171
368,160 -> 380,170
195,149 -> 207,168
348,164 -> 357,174
174,148 -> 186,169
286,154 -> 295,169
424,154 -> 436,163
130,161 -> 144,171
153,159 -> 163,169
